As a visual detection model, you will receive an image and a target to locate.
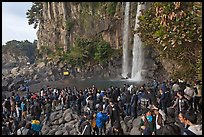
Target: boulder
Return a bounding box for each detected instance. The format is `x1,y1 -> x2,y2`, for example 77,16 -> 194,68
48,129 -> 57,135
64,113 -> 73,122
41,129 -> 49,135
11,67 -> 20,75
47,69 -> 53,75
58,117 -> 65,125
37,62 -> 46,68
69,129 -> 78,135
120,121 -> 128,133
12,75 -> 24,85
33,74 -> 39,80
63,131 -> 69,135
21,68 -> 29,75
63,109 -> 72,118
55,130 -> 63,135
132,117 -> 141,127
41,124 -> 50,135
7,83 -> 15,91
5,76 -> 14,84
55,105 -> 62,111
58,124 -> 65,129
52,119 -> 59,125
50,111 -> 59,121
2,79 -> 9,87
2,69 -> 10,76
130,127 -> 141,135
56,112 -> 63,119
127,120 -> 133,132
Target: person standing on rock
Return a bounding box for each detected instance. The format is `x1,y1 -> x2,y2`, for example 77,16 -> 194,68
130,89 -> 138,119
21,100 -> 27,120
10,97 -> 16,117
151,105 -> 164,135
81,115 -> 92,135
44,98 -> 52,124
184,84 -> 194,111
139,109 -> 156,135
107,99 -> 121,127
106,121 -> 124,135
33,99 -> 42,120
15,102 -> 22,122
158,89 -> 167,115
96,105 -> 109,135
3,97 -> 11,119
171,91 -> 191,115
76,93 -> 83,116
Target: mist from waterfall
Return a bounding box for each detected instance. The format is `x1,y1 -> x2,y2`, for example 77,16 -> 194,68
131,3 -> 145,81
122,2 -> 130,78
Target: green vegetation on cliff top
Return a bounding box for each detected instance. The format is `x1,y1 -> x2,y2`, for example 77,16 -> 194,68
137,2 -> 202,80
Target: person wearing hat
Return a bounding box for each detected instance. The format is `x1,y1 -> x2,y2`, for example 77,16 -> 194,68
151,105 -> 164,135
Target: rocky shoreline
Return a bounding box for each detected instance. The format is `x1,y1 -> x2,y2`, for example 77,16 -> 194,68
25,105 -> 142,135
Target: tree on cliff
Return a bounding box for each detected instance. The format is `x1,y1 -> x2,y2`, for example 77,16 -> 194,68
26,2 -> 42,29
137,2 -> 202,80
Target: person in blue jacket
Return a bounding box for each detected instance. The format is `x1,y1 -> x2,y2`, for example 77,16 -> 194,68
96,105 -> 109,135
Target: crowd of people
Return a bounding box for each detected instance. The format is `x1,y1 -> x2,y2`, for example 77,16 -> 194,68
2,78 -> 202,135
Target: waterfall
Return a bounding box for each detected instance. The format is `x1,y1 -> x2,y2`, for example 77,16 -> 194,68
122,2 -> 130,78
131,3 -> 145,81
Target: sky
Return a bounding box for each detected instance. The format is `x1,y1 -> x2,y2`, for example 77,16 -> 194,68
2,2 -> 37,45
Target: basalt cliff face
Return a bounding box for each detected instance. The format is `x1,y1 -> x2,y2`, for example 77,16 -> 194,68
36,2 -> 169,81
37,2 -> 139,51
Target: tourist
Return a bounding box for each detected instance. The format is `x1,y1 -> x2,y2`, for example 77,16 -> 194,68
3,97 -> 11,119
2,121 -> 12,135
10,97 -> 16,117
80,115 -> 92,135
151,79 -> 158,96
124,89 -> 131,116
171,91 -> 191,115
106,99 -> 121,127
17,120 -> 27,135
90,113 -> 99,135
96,105 -> 109,135
182,111 -> 202,135
130,89 -> 138,119
139,109 -> 156,135
25,122 -> 36,135
172,80 -> 180,96
21,100 -> 27,120
33,99 -> 42,120
151,105 -> 164,135
160,123 -> 181,135
193,81 -> 202,113
165,108 -> 176,125
31,118 -> 42,135
78,112 -> 88,134
147,88 -> 157,106
158,89 -> 168,115
44,98 -> 52,124
106,121 -> 124,135
184,84 -> 194,110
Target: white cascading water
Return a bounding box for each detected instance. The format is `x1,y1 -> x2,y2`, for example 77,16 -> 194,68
131,3 -> 145,81
122,2 -> 130,78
